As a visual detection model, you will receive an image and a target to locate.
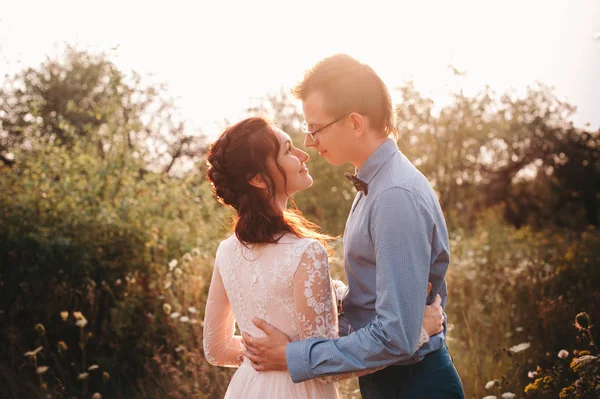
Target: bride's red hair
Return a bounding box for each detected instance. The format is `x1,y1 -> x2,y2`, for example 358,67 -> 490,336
206,117 -> 333,254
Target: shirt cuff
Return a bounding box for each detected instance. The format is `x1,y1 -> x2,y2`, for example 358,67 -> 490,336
286,339 -> 314,383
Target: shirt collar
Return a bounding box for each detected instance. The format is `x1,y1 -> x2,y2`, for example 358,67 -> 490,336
356,138 -> 399,184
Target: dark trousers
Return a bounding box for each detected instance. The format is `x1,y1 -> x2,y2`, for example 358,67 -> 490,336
358,345 -> 464,399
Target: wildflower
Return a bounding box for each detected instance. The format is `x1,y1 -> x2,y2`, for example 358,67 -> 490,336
501,393 -> 516,399
182,253 -> 193,263
34,323 -> 46,336
515,326 -> 523,332
180,316 -> 190,323
92,394 -> 102,399
485,380 -> 498,389
168,259 -> 178,271
188,306 -> 197,314
103,371 -> 110,384
175,345 -> 185,352
174,268 -> 183,279
574,312 -> 591,330
57,341 -> 68,353
36,366 -> 49,374
78,372 -> 89,380
570,355 -> 598,372
25,346 -> 43,357
528,370 -> 538,379
190,319 -> 199,324
76,318 -> 88,328
170,312 -> 181,319
164,281 -> 172,290
73,311 -> 84,320
191,248 -> 201,257
508,342 -> 530,353
88,365 -> 99,371
557,349 -> 569,359
162,303 -> 172,315
115,279 -> 122,286
482,396 -> 497,399
60,311 -> 69,321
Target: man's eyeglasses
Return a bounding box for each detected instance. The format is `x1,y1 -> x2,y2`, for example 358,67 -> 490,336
301,114 -> 349,142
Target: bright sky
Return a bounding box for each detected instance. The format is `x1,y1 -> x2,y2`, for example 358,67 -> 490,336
1,0 -> 599,137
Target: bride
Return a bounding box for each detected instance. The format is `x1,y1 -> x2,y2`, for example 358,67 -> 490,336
202,116 -> 443,398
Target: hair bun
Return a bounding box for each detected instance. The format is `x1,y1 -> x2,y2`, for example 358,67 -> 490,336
207,145 -> 239,208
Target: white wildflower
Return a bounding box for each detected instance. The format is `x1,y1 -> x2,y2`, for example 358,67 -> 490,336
36,366 -> 49,374
528,370 -> 538,378
78,372 -> 89,380
88,365 -> 99,371
501,393 -> 516,399
508,342 -> 530,353
76,318 -> 88,328
187,307 -> 197,314
515,326 -> 524,332
168,259 -> 178,271
180,316 -> 190,323
170,312 -> 181,319
557,349 -> 569,359
25,346 -> 44,357
485,380 -> 498,389
174,268 -> 183,279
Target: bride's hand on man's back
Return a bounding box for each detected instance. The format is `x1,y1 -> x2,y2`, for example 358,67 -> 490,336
423,282 -> 444,336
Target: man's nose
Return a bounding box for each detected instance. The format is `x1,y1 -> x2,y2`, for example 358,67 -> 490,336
304,134 -> 315,148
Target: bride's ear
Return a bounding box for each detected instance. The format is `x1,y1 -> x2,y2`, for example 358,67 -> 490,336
248,173 -> 267,189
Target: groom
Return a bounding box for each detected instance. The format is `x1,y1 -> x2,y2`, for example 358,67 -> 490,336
242,54 -> 464,398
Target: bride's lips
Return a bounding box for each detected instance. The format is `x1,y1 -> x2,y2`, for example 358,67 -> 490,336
300,166 -> 309,173
318,150 -> 327,156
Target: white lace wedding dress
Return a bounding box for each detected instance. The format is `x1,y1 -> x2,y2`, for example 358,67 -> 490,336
203,234 -> 340,398
202,233 -> 430,398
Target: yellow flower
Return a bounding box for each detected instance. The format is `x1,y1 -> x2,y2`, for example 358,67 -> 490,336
34,323 -> 46,336
92,394 -> 102,399
36,366 -> 49,374
78,372 -> 89,380
88,365 -> 99,371
162,303 -> 172,315
57,341 -> 68,353
60,311 -> 69,321
103,371 -> 111,384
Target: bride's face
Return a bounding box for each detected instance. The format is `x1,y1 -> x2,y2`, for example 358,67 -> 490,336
268,126 -> 313,197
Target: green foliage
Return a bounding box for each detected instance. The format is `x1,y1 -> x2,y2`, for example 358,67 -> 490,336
446,207 -> 600,398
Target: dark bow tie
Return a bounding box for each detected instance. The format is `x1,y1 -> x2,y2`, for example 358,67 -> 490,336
344,173 -> 368,195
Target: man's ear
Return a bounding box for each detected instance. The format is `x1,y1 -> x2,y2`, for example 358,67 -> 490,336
349,112 -> 366,138
248,173 -> 267,189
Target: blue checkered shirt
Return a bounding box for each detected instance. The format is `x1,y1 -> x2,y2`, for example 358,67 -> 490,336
286,138 -> 450,382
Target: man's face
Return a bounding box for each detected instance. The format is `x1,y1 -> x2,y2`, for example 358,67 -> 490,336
302,91 -> 352,166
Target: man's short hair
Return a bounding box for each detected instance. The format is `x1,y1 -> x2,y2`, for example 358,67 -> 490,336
292,54 -> 397,139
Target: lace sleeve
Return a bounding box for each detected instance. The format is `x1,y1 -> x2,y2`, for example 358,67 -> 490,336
292,241 -> 429,383
202,259 -> 243,368
292,242 -> 374,383
293,241 -> 338,342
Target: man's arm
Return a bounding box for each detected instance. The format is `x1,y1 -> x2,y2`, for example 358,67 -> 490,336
285,187 -> 434,382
